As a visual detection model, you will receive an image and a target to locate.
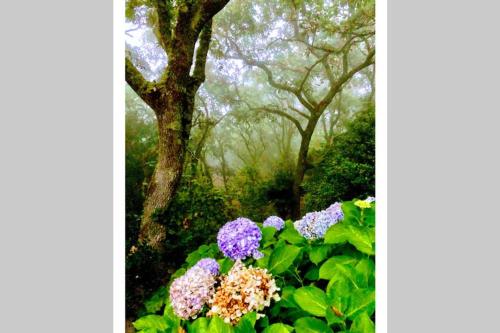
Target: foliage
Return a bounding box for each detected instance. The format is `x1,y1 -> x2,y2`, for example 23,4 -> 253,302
154,177 -> 233,268
304,105 -> 375,212
133,199 -> 375,332
229,166 -> 273,222
126,85 -> 158,248
261,168 -> 296,220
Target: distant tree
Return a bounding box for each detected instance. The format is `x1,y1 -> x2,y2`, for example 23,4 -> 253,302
304,104 -> 375,211
215,0 -> 375,218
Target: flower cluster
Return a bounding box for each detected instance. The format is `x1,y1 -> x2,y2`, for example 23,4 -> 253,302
207,260 -> 280,324
294,202 -> 344,240
195,258 -> 220,276
217,218 -> 263,260
365,196 -> 376,203
169,262 -> 217,319
263,216 -> 285,230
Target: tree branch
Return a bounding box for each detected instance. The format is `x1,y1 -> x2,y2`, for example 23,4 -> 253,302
191,20 -> 212,88
251,106 -> 305,136
153,0 -> 173,51
227,38 -> 316,112
319,49 -> 375,111
126,58 -> 158,110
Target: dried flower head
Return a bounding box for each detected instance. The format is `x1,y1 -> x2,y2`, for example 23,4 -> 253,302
263,216 -> 285,231
207,260 -> 280,324
217,218 -> 263,260
169,266 -> 217,320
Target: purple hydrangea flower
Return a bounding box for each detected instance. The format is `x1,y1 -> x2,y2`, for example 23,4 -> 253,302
169,266 -> 216,319
263,216 -> 285,231
217,217 -> 263,260
294,202 -> 344,240
194,258 -> 219,276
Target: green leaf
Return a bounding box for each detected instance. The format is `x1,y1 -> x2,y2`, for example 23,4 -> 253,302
208,316 -> 234,333
188,317 -> 209,333
350,313 -> 375,333
136,328 -> 159,333
345,288 -> 375,320
363,206 -> 375,227
340,201 -> 361,225
324,224 -> 374,255
255,248 -> 272,269
294,317 -> 332,333
279,221 -> 305,245
262,323 -> 293,333
170,268 -> 186,280
293,286 -> 328,317
144,286 -> 167,313
280,286 -> 298,308
261,227 -> 277,248
308,245 -> 331,265
240,311 -> 257,326
163,302 -> 180,328
268,244 -> 301,274
133,315 -> 168,331
218,258 -> 234,274
234,313 -> 257,333
326,278 -> 352,309
354,258 -> 375,288
235,311 -> 258,333
325,307 -> 344,325
319,255 -> 359,286
304,267 -> 319,281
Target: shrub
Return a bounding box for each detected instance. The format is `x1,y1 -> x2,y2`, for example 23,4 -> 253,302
132,198 -> 376,333
126,177 -> 232,318
154,177 -> 233,268
304,106 -> 375,212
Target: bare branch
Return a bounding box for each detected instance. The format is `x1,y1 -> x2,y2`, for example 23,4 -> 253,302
250,106 -> 305,136
289,105 -> 310,119
226,38 -> 316,112
319,49 -> 375,111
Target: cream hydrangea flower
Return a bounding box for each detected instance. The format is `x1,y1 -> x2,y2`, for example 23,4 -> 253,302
207,260 -> 280,324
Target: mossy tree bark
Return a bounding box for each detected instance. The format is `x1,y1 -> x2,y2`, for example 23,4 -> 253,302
126,0 -> 230,250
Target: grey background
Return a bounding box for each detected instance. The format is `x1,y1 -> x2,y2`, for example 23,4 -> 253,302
388,0 -> 500,331
0,0 -> 113,331
0,0 -> 498,332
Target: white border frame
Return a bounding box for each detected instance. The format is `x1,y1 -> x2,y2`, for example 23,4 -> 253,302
375,0 -> 388,331
114,0 -> 126,331
113,0 -> 388,331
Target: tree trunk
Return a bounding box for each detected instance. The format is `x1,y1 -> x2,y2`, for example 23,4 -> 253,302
139,84 -> 195,249
291,117 -> 319,219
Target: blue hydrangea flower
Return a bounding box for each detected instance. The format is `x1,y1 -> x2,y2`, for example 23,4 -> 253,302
263,216 -> 285,231
217,217 -> 263,260
365,196 -> 376,203
194,258 -> 220,276
324,202 -> 344,221
294,202 -> 344,240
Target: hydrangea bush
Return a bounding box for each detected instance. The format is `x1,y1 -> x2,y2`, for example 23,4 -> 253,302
133,198 -> 376,333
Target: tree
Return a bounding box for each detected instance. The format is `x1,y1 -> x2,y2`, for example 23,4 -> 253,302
215,0 -> 375,218
304,103 -> 375,211
125,0 -> 231,250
